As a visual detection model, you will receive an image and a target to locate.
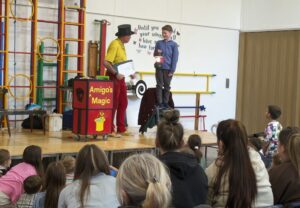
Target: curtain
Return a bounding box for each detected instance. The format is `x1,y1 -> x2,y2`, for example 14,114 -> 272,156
236,31 -> 300,134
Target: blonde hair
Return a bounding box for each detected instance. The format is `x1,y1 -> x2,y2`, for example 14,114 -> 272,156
288,133 -> 300,176
61,156 -> 75,174
116,153 -> 172,208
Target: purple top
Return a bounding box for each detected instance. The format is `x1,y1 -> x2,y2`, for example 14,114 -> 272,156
154,39 -> 179,71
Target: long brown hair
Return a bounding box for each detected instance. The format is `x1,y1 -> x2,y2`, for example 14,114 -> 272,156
278,126 -> 300,149
74,144 -> 110,207
213,119 -> 257,208
43,161 -> 66,208
156,110 -> 184,152
288,133 -> 300,176
23,145 -> 44,177
187,134 -> 202,163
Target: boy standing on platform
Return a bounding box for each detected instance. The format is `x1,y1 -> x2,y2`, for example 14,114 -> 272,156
154,25 -> 179,109
104,24 -> 135,137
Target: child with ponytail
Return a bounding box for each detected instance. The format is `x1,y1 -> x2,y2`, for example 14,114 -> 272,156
116,153 -> 172,208
156,110 -> 208,208
186,134 -> 203,163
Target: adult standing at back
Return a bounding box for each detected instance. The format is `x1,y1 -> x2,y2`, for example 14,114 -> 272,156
104,24 -> 135,138
154,25 -> 179,109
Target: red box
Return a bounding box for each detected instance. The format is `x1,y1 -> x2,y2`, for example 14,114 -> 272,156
72,79 -> 113,136
72,109 -> 112,135
73,79 -> 113,109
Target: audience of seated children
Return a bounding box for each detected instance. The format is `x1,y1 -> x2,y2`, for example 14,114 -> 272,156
0,145 -> 44,205
33,161 -> 66,208
61,156 -> 75,185
156,109 -> 208,208
263,105 -> 283,159
116,153 -> 172,208
0,149 -> 11,177
16,175 -> 42,208
58,144 -> 119,208
205,119 -> 273,208
269,127 -> 300,205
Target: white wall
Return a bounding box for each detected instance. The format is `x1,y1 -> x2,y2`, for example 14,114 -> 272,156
241,0 -> 300,31
86,0 -> 241,130
87,0 -> 241,30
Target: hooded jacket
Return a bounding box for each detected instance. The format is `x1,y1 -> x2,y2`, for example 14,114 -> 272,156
159,152 -> 208,208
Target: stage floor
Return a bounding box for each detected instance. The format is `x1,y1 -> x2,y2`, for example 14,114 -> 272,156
0,127 -> 217,162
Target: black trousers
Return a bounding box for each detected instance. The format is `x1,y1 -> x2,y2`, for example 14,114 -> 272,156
155,68 -> 173,104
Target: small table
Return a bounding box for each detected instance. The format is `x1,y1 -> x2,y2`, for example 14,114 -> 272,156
0,109 -> 47,137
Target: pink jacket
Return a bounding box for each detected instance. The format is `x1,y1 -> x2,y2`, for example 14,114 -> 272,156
0,162 -> 37,203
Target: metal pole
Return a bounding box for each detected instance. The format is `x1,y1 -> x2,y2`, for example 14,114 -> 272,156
194,93 -> 200,130
37,42 -> 44,106
3,0 -> 9,110
95,19 -> 108,76
77,0 -> 85,75
13,0 -> 16,126
0,0 -> 3,87
63,43 -> 69,111
57,0 -> 64,113
30,0 -> 38,103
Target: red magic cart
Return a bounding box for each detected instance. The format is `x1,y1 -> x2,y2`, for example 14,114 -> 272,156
72,79 -> 113,141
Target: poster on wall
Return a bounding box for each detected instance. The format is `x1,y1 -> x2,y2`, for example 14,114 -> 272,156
131,24 -> 180,56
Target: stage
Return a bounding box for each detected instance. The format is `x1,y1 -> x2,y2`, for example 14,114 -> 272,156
0,127 -> 217,166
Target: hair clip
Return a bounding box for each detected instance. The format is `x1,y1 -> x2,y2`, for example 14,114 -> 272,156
152,176 -> 159,183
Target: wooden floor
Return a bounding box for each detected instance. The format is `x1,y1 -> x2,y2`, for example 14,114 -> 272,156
0,127 -> 217,158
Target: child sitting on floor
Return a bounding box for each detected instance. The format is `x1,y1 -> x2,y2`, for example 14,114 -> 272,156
0,149 -> 11,177
181,134 -> 203,165
187,134 -> 203,163
16,175 -> 42,208
248,136 -> 269,168
61,156 -> 75,185
0,145 -> 44,206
